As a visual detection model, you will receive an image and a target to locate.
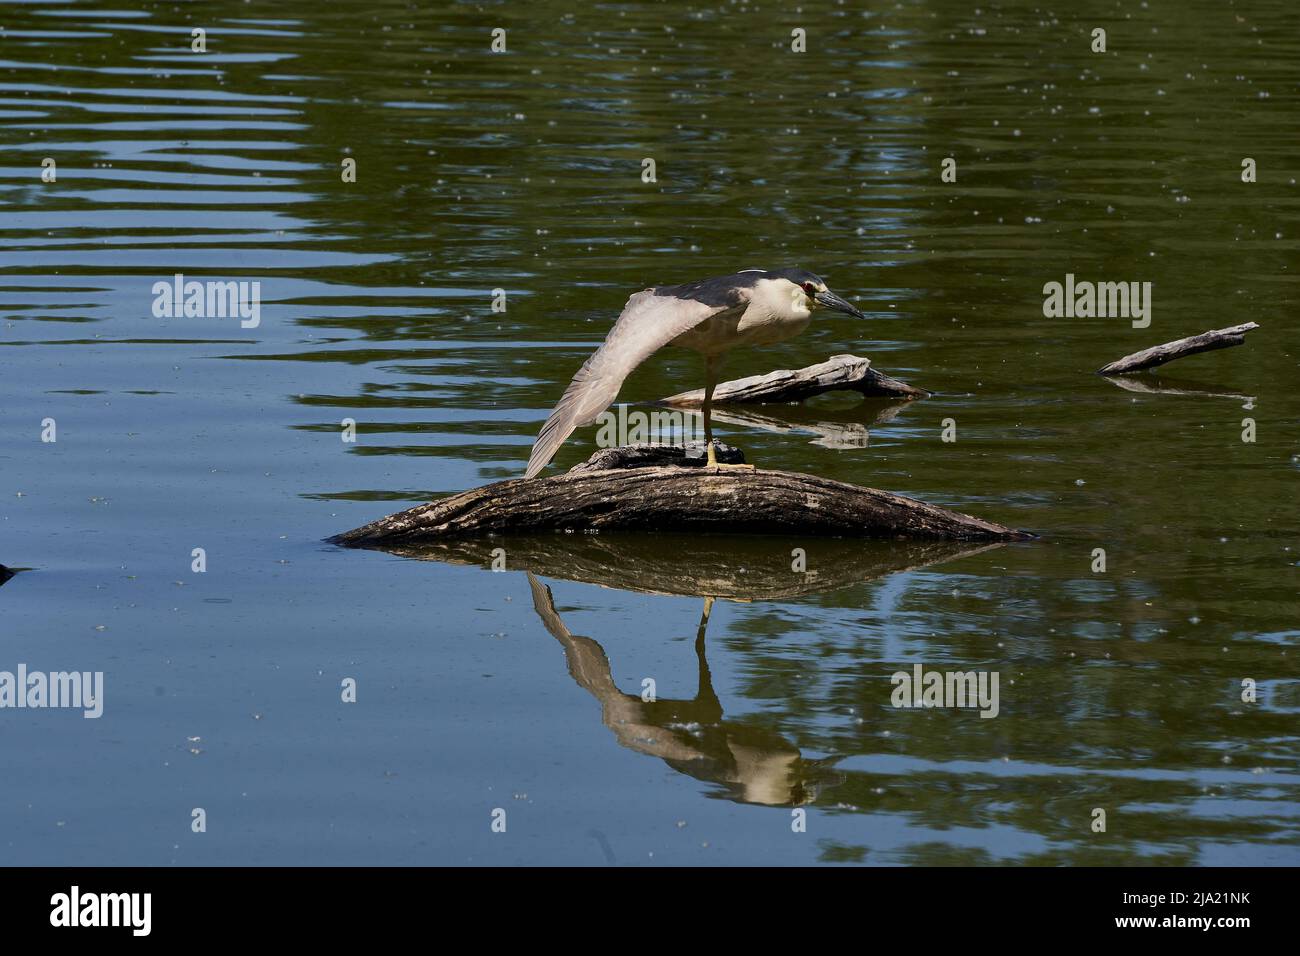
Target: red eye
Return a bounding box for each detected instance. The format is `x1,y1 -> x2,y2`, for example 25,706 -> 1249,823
803,282 -> 816,294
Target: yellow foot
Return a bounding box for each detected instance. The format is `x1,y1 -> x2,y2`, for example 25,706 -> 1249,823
705,442 -> 755,471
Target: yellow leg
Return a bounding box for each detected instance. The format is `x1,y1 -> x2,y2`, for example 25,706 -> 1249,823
705,441 -> 753,470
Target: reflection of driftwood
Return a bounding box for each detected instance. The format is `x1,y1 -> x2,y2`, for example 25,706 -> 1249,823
710,399 -> 914,450
1098,323 -> 1260,375
1101,373 -> 1254,402
614,400 -> 915,451
660,354 -> 929,405
358,532 -> 1004,601
330,447 -> 1031,547
0,565 -> 14,588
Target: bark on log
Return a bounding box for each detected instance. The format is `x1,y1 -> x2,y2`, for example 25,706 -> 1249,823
660,354 -> 929,405
1097,323 -> 1260,375
330,445 -> 1031,546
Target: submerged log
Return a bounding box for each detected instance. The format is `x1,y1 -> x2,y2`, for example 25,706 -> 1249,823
660,354 -> 929,405
330,444 -> 1031,546
1098,323 -> 1260,375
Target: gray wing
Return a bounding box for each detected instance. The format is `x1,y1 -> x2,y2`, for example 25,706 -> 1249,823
524,289 -> 736,478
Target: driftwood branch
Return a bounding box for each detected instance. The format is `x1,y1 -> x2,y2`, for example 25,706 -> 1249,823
1098,323 -> 1260,375
660,354 -> 929,406
330,445 -> 1030,546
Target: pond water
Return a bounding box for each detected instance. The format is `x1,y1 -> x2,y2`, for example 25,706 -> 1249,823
1,0 -> 1297,865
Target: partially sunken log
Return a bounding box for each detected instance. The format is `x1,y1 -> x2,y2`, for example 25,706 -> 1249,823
330,444 -> 1030,547
1098,323 -> 1260,375
660,354 -> 929,405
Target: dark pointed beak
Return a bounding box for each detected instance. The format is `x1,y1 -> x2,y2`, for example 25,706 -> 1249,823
815,289 -> 864,319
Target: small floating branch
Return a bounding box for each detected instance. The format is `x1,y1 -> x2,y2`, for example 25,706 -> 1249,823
1097,323 -> 1260,376
330,445 -> 1030,546
660,354 -> 929,406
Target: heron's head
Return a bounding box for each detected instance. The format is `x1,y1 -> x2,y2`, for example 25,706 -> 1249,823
772,268 -> 864,319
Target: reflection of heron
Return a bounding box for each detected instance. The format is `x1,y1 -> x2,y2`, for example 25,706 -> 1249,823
527,572 -> 842,807
525,269 -> 864,477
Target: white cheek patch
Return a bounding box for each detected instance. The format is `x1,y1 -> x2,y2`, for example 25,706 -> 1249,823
750,277 -> 813,319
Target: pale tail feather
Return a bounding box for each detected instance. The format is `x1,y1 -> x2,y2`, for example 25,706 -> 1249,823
524,347 -> 626,479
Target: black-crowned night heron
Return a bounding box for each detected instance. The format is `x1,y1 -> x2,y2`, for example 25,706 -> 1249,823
525,267 -> 864,478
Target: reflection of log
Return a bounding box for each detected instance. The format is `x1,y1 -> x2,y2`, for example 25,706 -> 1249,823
0,565 -> 14,588
1101,373 -> 1254,402
718,408 -> 867,449
709,399 -> 914,450
1098,323 -> 1260,375
353,531 -> 1005,602
330,446 -> 1031,547
660,354 -> 929,405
